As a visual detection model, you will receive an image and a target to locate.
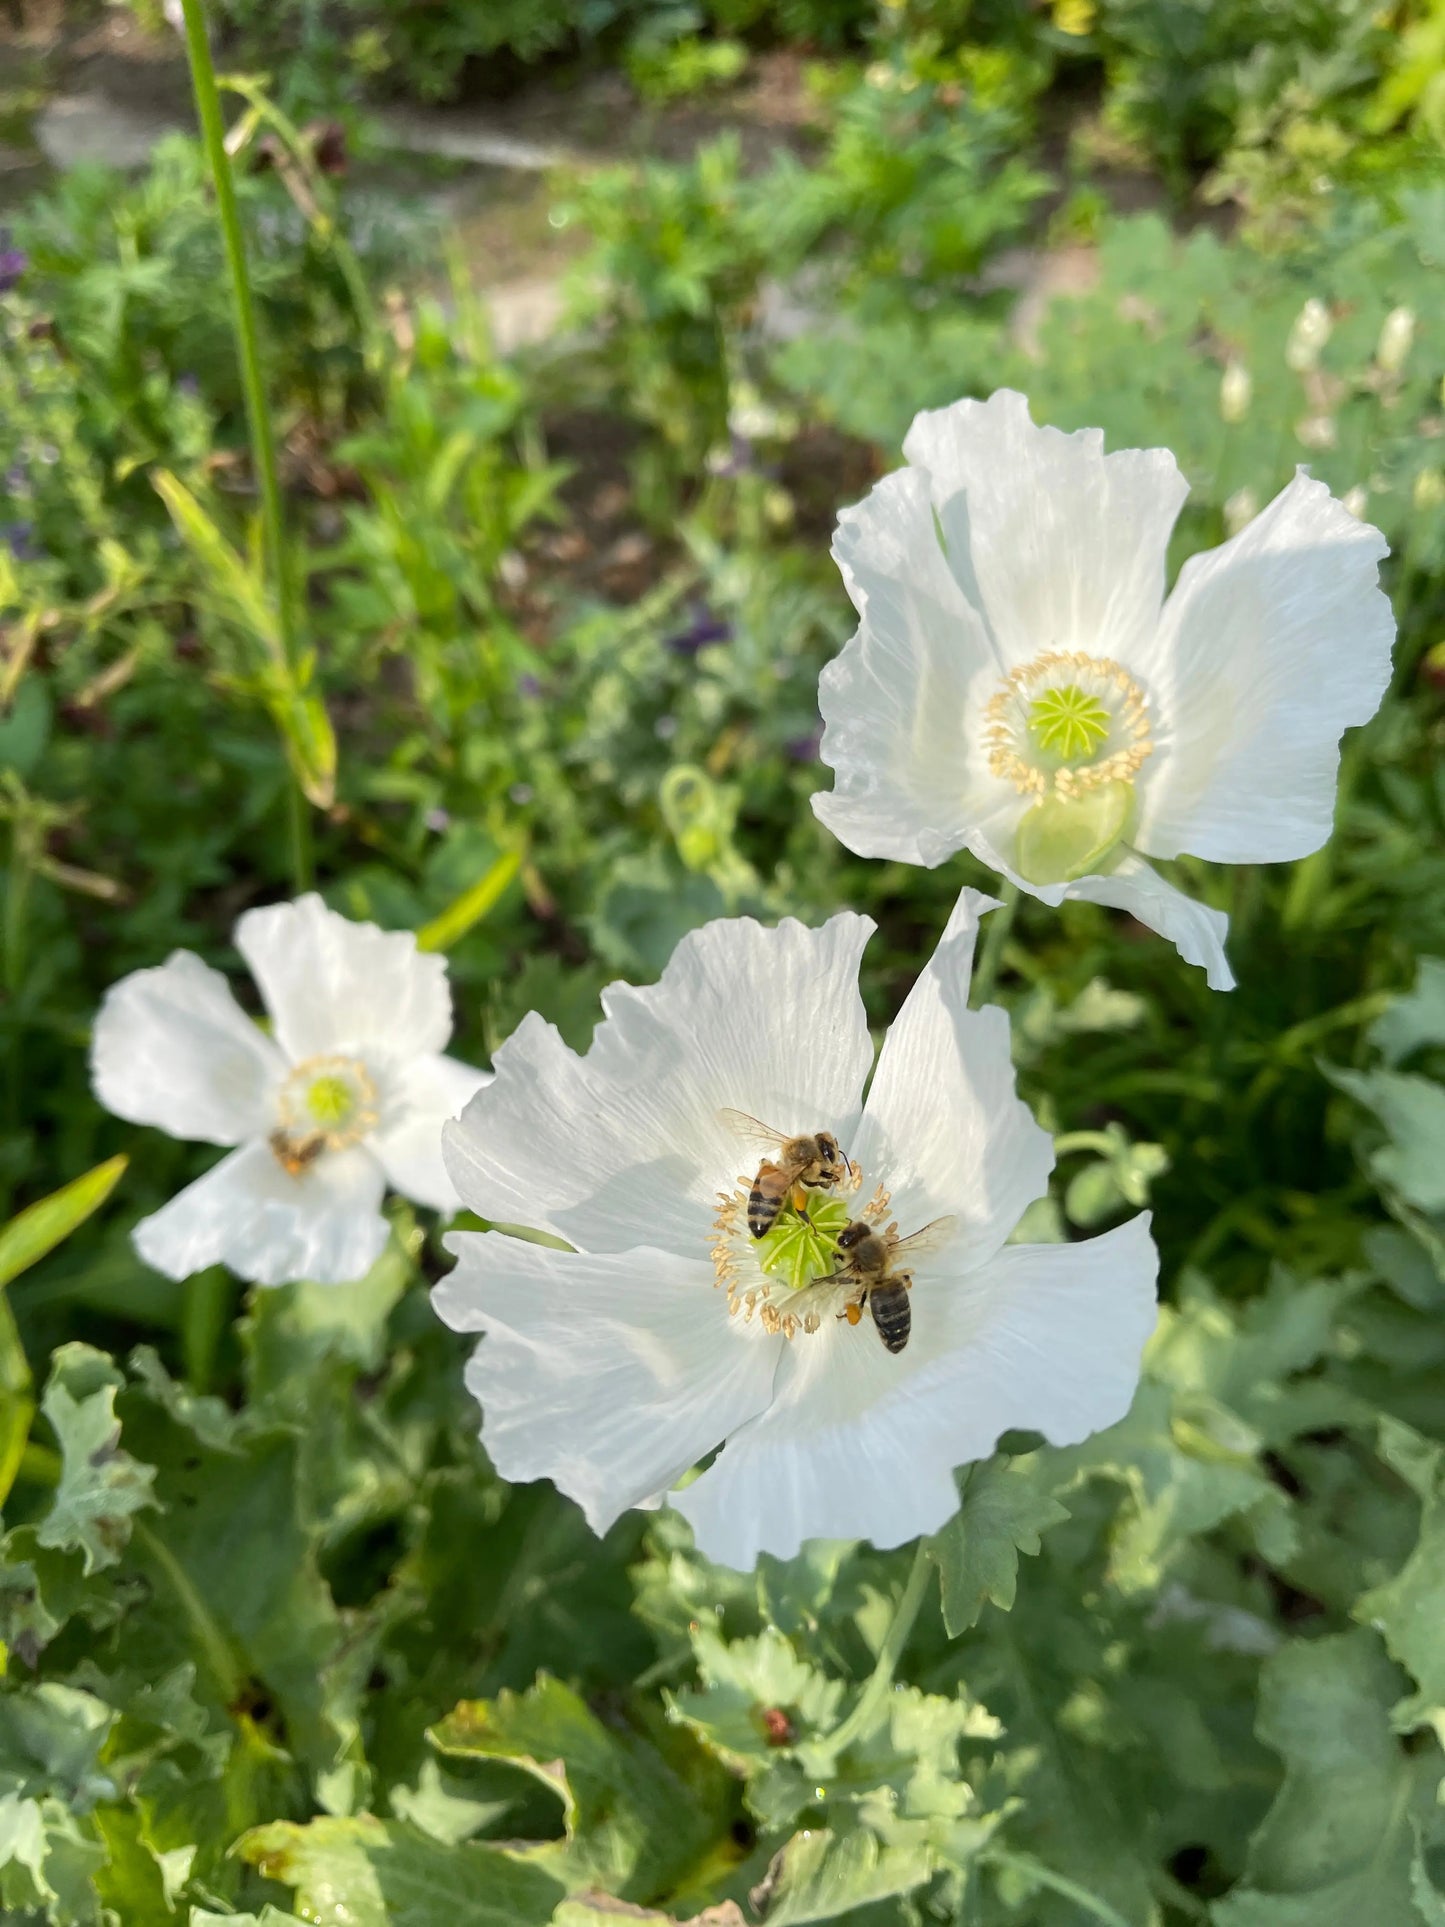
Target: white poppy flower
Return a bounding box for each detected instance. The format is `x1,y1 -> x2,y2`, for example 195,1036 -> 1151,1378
433,892 -> 1157,1570
812,389 -> 1396,990
91,894 -> 488,1287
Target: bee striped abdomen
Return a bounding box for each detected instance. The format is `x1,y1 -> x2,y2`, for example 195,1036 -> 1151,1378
868,1283 -> 912,1353
748,1162 -> 791,1238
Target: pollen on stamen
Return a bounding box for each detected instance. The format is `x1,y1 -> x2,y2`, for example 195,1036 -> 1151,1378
863,1183 -> 892,1225
984,650 -> 1153,799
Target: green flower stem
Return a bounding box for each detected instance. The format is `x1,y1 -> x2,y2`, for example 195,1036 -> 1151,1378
177,0 -> 313,891
826,1540 -> 933,1755
971,880 -> 1021,1007
980,1849 -> 1138,1927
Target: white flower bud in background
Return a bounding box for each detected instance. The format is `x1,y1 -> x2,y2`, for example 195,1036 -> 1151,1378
1295,414 -> 1338,451
1219,360 -> 1252,424
1341,485 -> 1368,520
1375,306 -> 1415,375
1286,298 -> 1332,373
1414,468 -> 1445,511
1223,487 -> 1258,535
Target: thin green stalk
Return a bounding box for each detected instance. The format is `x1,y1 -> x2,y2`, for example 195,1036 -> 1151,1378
285,777 -> 314,892
971,880 -> 1021,1007
135,1520 -> 245,1703
178,0 -> 313,890
981,1849 -> 1138,1927
827,1542 -> 933,1755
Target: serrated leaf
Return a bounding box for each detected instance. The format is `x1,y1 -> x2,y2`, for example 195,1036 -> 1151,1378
553,1896 -> 746,1927
240,1815 -> 565,1926
747,1824 -> 937,1925
189,1909 -> 306,1926
430,1675 -> 734,1904
1214,1630 -> 1436,1927
0,1791 -> 107,1924
670,1626 -> 846,1773
35,1346 -> 156,1576
0,1683 -> 115,1810
1353,1419 -> 1445,1730
926,1452 -> 1070,1635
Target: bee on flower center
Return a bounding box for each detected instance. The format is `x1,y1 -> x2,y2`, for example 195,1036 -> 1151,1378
819,1215 -> 956,1354
268,1127 -> 326,1178
719,1110 -> 856,1238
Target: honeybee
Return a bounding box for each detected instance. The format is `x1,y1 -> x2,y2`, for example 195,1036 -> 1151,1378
719,1110 -> 854,1239
818,1216 -> 956,1354
269,1128 -> 325,1178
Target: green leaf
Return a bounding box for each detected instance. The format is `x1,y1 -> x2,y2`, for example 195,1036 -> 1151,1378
430,1675 -> 734,1904
415,846 -> 522,952
239,1815 -> 564,1927
1353,1419 -> 1445,1730
0,1683 -> 115,1809
926,1453 -> 1071,1636
189,1910 -> 307,1926
35,1346 -> 156,1577
1214,1630 -> 1436,1927
746,1825 -> 937,1926
1371,957 -> 1445,1066
152,470 -> 283,663
553,1898 -> 746,1927
1330,1067 -> 1445,1213
114,1373 -> 370,1808
670,1625 -> 845,1774
0,1158 -> 128,1293
0,1792 -> 107,1925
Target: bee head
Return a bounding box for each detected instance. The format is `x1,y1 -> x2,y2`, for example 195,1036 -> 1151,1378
836,1219 -> 870,1251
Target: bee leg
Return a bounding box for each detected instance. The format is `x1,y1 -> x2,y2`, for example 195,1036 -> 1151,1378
791,1180 -> 811,1220
837,1299 -> 864,1326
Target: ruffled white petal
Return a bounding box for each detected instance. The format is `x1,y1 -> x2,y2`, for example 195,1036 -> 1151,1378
851,889 -> 1053,1271
235,895 -> 453,1064
133,1140 -> 389,1286
902,389 -> 1190,669
371,1054 -> 490,1212
1133,471 -> 1394,864
813,469 -> 1019,868
442,914 -> 876,1257
433,1233 -> 779,1535
676,1214 -> 1158,1568
1065,853 -> 1235,991
90,952 -> 286,1147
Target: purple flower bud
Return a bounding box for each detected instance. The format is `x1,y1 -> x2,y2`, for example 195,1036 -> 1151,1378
0,235 -> 26,295
517,674 -> 543,700
665,604 -> 733,656
785,724 -> 823,763
2,522 -> 39,562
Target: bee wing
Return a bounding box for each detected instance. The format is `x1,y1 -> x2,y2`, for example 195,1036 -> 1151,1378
888,1216 -> 959,1260
716,1108 -> 789,1151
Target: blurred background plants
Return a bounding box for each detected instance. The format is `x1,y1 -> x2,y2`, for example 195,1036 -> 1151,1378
3,0 -> 1445,1920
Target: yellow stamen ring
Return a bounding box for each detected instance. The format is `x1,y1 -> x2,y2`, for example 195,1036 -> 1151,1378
276,1053 -> 379,1152
709,1170 -> 886,1342
985,650 -> 1153,798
